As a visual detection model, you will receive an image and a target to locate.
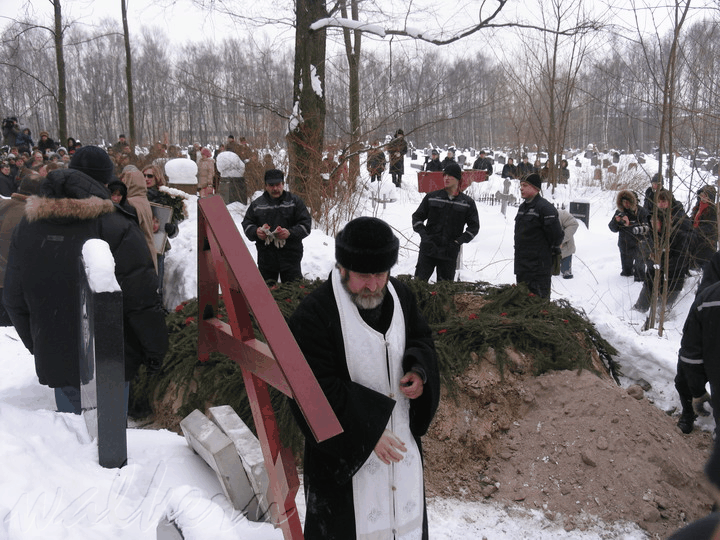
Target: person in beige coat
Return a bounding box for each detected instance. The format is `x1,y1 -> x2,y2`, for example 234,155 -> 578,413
197,147 -> 215,197
122,166 -> 158,273
558,208 -> 579,279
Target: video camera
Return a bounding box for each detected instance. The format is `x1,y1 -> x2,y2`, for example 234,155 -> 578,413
2,117 -> 18,130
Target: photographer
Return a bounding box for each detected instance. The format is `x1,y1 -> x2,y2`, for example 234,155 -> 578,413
2,117 -> 19,148
608,190 -> 650,281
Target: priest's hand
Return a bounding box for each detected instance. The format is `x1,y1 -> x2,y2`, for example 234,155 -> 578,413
374,429 -> 407,464
400,371 -> 424,399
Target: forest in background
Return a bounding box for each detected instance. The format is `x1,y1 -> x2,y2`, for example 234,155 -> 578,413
1,2 -> 720,158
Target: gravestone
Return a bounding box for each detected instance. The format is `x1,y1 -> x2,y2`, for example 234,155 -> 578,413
608,165 -> 617,175
590,156 -> 599,167
457,154 -> 467,166
584,150 -> 594,159
157,517 -> 184,540
495,178 -> 516,216
593,168 -> 602,181
602,158 -> 611,168
411,151 -> 417,160
180,409 -> 258,512
496,155 -> 506,165
629,162 -> 637,170
209,406 -> 270,522
575,158 -> 582,167
612,152 -> 620,163
470,149 -> 476,157
79,240 -> 126,469
165,158 -> 198,196
569,201 -> 590,228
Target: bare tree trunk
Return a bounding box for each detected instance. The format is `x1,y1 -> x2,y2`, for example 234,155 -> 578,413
53,0 -> 67,144
341,0 -> 361,189
288,0 -> 328,215
121,0 -> 136,145
648,0 -> 690,334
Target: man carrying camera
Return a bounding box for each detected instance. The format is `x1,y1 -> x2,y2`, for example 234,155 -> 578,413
608,190 -> 650,281
2,117 -> 19,148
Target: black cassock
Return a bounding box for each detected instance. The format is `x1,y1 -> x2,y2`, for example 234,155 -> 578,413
288,276 -> 440,540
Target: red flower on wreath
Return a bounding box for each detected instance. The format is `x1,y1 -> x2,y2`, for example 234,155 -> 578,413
430,291 -> 437,296
438,329 -> 448,334
468,313 -> 478,320
185,316 -> 195,325
175,302 -> 186,312
500,312 -> 507,317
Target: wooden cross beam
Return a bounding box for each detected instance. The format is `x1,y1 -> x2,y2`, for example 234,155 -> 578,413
197,195 -> 342,539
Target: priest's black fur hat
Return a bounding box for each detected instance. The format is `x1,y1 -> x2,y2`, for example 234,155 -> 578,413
335,217 -> 399,273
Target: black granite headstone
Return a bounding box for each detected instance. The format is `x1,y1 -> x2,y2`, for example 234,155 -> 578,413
79,259 -> 127,469
569,201 -> 590,228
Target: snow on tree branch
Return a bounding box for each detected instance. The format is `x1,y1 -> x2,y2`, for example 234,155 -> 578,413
309,17 -> 386,37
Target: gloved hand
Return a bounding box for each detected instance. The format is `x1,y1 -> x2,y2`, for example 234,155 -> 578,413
145,357 -> 164,375
164,222 -> 178,237
693,392 -> 711,417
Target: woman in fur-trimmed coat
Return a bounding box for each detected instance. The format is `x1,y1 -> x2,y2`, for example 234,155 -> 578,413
608,189 -> 650,280
3,168 -> 168,413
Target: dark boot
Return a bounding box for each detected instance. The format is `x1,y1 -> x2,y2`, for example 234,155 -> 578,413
633,282 -> 652,312
677,412 -> 697,434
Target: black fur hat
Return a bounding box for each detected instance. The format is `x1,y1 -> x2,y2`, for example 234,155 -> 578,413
335,217 -> 399,273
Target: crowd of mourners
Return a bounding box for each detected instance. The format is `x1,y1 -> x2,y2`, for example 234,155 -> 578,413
5,115 -> 720,538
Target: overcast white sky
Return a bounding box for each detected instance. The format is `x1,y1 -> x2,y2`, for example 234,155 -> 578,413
1,0 -> 718,56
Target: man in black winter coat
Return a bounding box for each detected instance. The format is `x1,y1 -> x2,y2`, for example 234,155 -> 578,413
472,150 -> 494,178
643,173 -> 663,214
242,169 -> 312,283
412,162 -> 479,282
514,173 -> 564,298
3,164 -> 168,415
0,161 -> 16,197
424,148 -> 443,172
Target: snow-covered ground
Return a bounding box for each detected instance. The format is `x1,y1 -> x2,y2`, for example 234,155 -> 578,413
0,150 -> 714,539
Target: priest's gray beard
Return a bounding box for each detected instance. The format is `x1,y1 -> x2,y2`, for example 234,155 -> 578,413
340,273 -> 387,310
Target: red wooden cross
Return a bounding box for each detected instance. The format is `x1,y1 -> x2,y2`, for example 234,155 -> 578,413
197,195 -> 342,539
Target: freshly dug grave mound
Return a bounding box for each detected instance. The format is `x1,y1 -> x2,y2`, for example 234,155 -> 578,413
133,280 -> 709,536
423,361 -> 715,538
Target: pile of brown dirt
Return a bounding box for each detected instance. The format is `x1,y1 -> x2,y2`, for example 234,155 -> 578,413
423,363 -> 715,538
